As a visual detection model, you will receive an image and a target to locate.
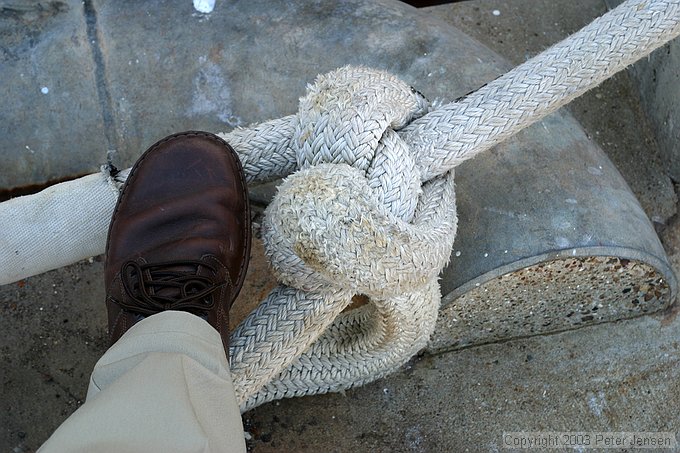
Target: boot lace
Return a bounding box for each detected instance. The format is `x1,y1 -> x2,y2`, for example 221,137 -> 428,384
119,259 -> 222,316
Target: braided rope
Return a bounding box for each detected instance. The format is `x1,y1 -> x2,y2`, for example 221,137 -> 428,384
0,0 -> 678,414
223,67 -> 459,411
404,0 -> 680,180
219,0 -> 680,412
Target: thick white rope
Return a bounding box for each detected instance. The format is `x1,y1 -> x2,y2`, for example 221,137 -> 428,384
0,0 -> 678,413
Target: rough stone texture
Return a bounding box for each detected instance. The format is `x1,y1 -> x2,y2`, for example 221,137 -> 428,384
243,311 -> 680,452
431,256 -> 670,352
0,258 -> 106,450
0,1 -> 108,190
629,40 -> 680,183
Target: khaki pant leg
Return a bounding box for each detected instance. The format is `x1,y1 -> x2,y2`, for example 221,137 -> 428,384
39,311 -> 246,453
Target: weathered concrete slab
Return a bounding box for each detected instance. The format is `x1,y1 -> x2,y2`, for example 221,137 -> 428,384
91,0 -> 505,169
605,0 -> 680,184
244,311 -> 680,452
627,38 -> 680,182
0,1 -> 107,189
0,261 -> 106,449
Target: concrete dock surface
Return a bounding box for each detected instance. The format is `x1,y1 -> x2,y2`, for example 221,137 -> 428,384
2,1 -> 680,451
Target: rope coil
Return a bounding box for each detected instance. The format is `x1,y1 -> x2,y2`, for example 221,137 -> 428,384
229,67 -> 458,411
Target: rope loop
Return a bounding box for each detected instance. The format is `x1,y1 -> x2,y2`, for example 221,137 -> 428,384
262,66 -> 458,299
226,67 -> 458,410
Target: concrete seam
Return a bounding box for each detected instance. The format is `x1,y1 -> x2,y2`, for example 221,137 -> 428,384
83,0 -> 118,163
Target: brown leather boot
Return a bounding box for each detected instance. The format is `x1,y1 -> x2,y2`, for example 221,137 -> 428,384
105,131 -> 251,357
